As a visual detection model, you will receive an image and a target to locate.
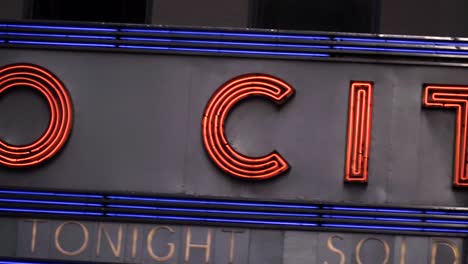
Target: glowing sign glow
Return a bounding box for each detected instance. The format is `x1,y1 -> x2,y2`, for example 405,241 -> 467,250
345,82 -> 373,183
423,85 -> 468,187
202,74 -> 294,180
0,64 -> 73,167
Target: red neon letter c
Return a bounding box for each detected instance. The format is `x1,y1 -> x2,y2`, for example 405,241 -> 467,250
202,74 -> 294,180
0,64 -> 73,167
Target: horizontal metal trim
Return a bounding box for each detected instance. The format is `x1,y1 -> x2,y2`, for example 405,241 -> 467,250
0,188 -> 468,236
3,22 -> 468,65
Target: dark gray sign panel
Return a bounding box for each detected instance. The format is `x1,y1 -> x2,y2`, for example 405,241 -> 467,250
0,48 -> 468,207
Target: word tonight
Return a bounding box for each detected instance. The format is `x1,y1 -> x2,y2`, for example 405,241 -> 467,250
19,219 -> 462,264
22,219 -> 240,263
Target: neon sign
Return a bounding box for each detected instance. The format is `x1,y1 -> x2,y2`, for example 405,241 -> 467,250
0,64 -> 73,167
345,82 -> 373,183
202,74 -> 294,180
1,63 -> 468,188
423,85 -> 468,187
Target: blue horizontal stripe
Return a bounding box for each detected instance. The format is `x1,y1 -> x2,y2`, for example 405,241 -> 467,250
0,32 -> 115,39
0,262 -> 46,264
0,207 -> 102,216
0,189 -> 466,234
425,210 -> 468,216
426,219 -> 468,225
120,28 -> 330,40
334,37 -> 468,47
0,262 -> 55,264
108,204 -> 318,217
0,261 -> 80,264
118,44 -> 329,57
8,40 -> 115,48
120,37 -> 330,49
0,198 -> 101,207
322,223 -> 422,232
322,214 -> 422,222
0,24 -> 117,32
423,227 -> 468,233
107,195 -> 319,209
322,206 -> 423,214
0,190 -> 103,199
106,212 -> 318,227
334,45 -> 468,55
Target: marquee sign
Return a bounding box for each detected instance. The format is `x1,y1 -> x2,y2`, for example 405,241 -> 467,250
1,63 -> 468,187
2,20 -> 468,263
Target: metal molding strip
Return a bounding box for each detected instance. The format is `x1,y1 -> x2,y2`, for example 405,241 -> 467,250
2,21 -> 468,65
0,189 -> 468,236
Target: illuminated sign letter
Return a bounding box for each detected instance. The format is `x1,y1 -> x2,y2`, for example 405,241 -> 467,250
345,81 -> 373,183
0,64 -> 73,167
202,74 -> 294,180
423,84 -> 468,187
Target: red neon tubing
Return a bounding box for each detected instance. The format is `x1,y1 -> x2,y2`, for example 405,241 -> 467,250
344,81 -> 373,183
423,85 -> 468,187
0,64 -> 73,167
202,74 -> 294,180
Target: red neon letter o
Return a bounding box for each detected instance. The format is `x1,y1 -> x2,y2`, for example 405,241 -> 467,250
202,74 -> 294,180
0,64 -> 73,167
